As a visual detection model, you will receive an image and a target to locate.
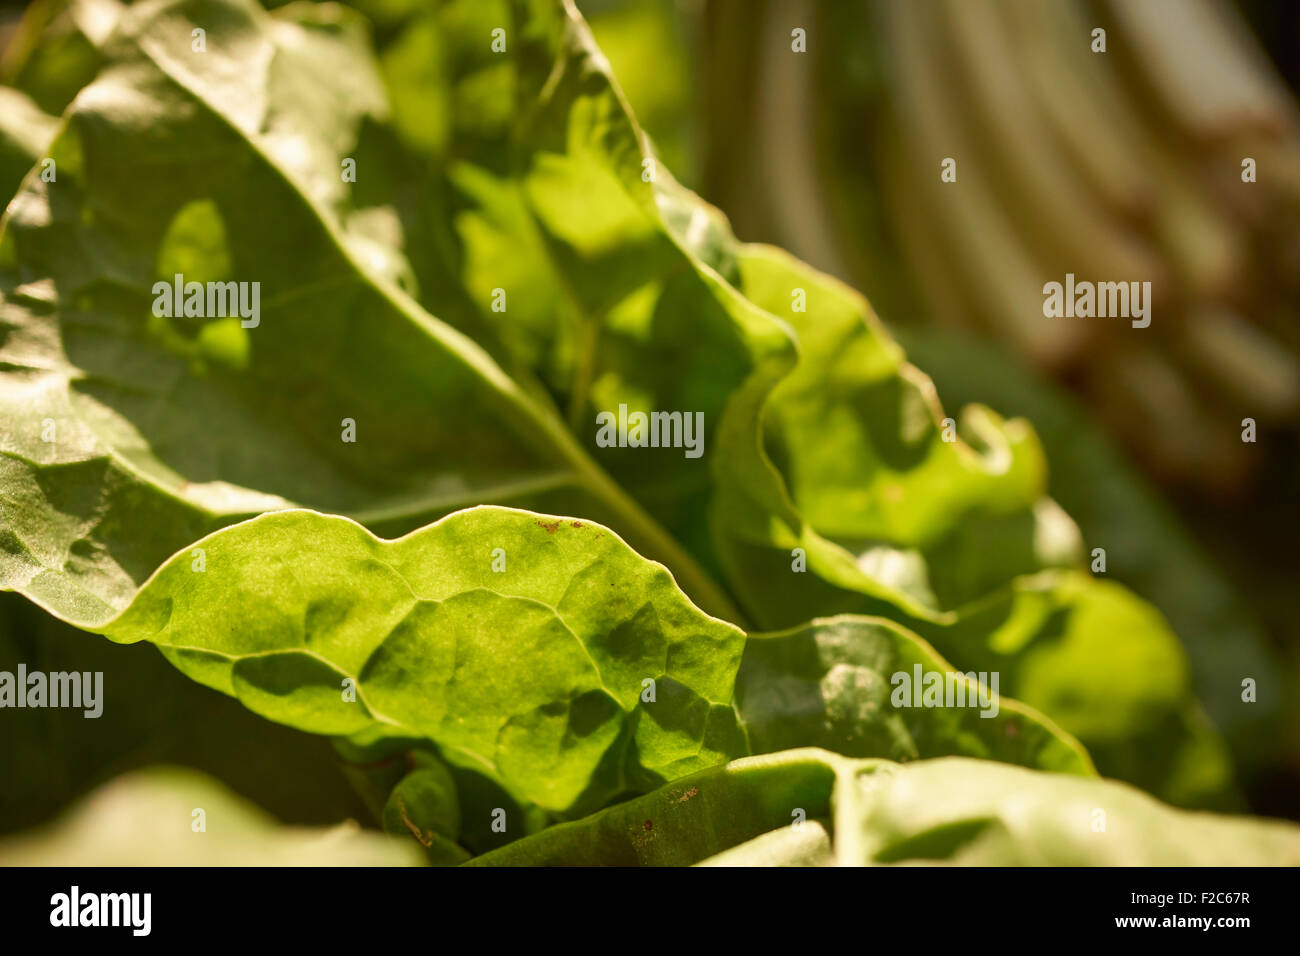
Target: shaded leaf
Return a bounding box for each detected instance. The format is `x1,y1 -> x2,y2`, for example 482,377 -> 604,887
0,0 -> 118,117
467,748 -> 847,866
381,752 -> 470,864
738,614 -> 1094,776
0,590 -> 372,834
0,87 -> 59,205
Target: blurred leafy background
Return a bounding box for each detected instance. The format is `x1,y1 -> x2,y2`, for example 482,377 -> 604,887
0,0 -> 1296,836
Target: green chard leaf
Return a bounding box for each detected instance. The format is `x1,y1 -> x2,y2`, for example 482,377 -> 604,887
0,0 -> 739,628
697,235 -> 1237,808
894,323 -> 1290,785
467,748 -> 848,866
88,504 -> 1089,827
737,615 -> 1093,776
380,751 -> 471,865
101,506 -> 749,816
707,243 -> 1079,628
357,0 -> 799,573
471,748 -> 1300,867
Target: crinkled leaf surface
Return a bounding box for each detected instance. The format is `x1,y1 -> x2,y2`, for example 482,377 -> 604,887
0,0 -> 738,631
895,324 -> 1289,779
93,504 -> 1093,821
737,614 -> 1093,776
0,765 -> 423,866
700,239 -> 1235,807
710,244 -> 1077,626
102,505 -> 748,815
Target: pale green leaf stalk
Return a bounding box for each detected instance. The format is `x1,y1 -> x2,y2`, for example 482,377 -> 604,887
0,766 -> 425,866
472,749 -> 1300,867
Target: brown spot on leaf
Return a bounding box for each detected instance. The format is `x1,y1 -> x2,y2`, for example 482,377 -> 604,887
676,787 -> 699,804
536,519 -> 560,534
643,819 -> 653,831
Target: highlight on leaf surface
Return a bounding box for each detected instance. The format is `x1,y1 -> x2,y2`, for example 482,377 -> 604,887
102,505 -> 749,816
